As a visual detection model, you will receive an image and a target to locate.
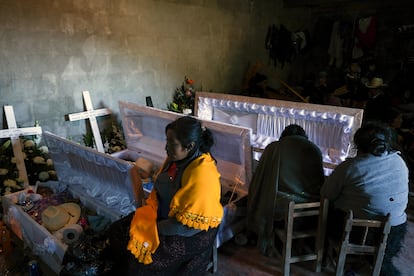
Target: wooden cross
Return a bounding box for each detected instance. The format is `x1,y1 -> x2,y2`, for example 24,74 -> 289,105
68,91 -> 111,153
0,105 -> 42,187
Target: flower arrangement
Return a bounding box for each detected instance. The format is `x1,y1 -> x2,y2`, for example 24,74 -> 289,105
0,137 -> 57,197
103,122 -> 127,154
168,76 -> 196,114
82,121 -> 126,154
0,121 -> 127,200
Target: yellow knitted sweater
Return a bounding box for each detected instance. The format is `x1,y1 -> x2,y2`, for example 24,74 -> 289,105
127,153 -> 224,264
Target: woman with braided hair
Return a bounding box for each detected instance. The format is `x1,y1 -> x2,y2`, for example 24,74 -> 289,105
321,122 -> 409,275
107,116 -> 223,275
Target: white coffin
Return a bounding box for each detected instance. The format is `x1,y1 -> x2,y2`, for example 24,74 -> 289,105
117,101 -> 252,247
195,92 -> 364,173
1,131 -> 143,274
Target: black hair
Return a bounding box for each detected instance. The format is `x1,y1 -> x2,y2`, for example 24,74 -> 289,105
165,116 -> 214,154
280,124 -> 308,139
354,122 -> 391,156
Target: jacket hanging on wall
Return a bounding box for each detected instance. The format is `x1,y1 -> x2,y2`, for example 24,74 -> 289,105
353,15 -> 377,59
265,24 -> 296,68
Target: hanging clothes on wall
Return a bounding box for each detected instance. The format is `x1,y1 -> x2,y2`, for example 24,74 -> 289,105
328,20 -> 345,68
353,15 -> 377,59
265,24 -> 296,68
292,30 -> 312,55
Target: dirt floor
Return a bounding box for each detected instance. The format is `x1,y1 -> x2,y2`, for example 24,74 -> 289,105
211,197 -> 414,276
211,220 -> 414,276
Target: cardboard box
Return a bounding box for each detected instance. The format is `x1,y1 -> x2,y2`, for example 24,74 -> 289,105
117,101 -> 252,247
195,92 -> 364,173
2,131 -> 143,273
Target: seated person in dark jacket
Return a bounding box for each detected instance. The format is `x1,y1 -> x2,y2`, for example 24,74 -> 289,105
246,124 -> 325,256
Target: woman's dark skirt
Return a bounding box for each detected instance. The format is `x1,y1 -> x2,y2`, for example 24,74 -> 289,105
105,212 -> 218,276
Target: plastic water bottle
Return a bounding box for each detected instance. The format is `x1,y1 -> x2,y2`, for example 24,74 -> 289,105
28,260 -> 40,276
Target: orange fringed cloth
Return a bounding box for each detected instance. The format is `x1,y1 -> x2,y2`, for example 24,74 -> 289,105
127,153 -> 224,264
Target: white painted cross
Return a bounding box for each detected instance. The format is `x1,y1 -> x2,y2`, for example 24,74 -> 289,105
68,91 -> 111,153
0,105 -> 42,187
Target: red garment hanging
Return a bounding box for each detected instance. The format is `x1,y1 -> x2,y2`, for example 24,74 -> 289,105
355,15 -> 377,50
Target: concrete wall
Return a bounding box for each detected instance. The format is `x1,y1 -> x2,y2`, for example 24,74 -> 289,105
0,0 -> 310,143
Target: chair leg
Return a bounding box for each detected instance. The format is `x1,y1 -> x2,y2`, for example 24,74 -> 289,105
372,256 -> 382,276
315,239 -> 324,272
212,243 -> 218,273
281,237 -> 291,276
206,243 -> 218,274
315,198 -> 328,272
335,242 -> 348,276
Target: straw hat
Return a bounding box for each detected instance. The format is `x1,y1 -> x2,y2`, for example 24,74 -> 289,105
41,202 -> 81,232
366,77 -> 387,88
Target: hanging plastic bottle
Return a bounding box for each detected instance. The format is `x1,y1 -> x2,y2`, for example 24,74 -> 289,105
28,260 -> 40,276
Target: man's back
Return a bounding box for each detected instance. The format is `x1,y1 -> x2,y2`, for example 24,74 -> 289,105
276,135 -> 325,202
246,133 -> 325,255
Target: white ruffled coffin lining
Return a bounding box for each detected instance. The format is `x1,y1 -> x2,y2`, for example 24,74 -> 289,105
197,96 -> 358,169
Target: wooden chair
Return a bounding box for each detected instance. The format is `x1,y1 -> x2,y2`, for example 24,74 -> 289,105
333,210 -> 391,276
206,242 -> 218,274
275,198 -> 329,276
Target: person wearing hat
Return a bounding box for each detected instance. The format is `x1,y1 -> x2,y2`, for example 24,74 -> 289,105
363,77 -> 392,123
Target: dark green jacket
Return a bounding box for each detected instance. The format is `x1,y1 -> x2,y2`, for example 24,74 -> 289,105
246,135 -> 324,255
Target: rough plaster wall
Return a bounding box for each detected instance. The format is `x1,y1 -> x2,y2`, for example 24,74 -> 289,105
0,0 -> 310,143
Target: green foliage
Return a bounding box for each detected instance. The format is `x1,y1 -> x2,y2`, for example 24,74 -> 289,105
102,122 -> 127,154
82,121 -> 126,154
82,131 -> 95,148
167,76 -> 196,114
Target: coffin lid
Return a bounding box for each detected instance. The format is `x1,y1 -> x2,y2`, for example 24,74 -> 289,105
42,131 -> 142,220
118,101 -> 252,191
195,92 -> 364,171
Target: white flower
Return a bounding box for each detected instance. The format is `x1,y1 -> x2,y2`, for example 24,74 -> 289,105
4,179 -> 18,188
0,168 -> 8,175
38,171 -> 50,181
39,146 -> 49,154
46,159 -> 54,166
24,140 -> 35,148
33,156 -> 46,164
